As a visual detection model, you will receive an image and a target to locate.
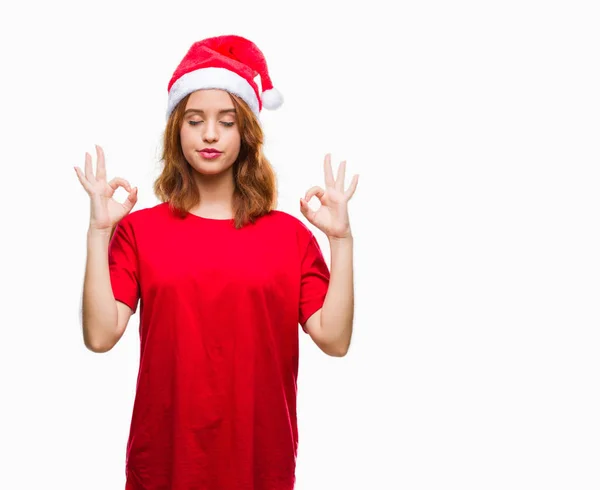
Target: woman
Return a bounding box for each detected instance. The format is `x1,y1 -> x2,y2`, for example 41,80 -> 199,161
75,34 -> 358,490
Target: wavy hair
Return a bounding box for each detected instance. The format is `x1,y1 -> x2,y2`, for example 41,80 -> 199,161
153,92 -> 278,229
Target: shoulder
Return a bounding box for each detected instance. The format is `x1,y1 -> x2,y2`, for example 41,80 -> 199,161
119,202 -> 171,228
112,203 -> 171,245
261,209 -> 311,233
259,210 -> 317,248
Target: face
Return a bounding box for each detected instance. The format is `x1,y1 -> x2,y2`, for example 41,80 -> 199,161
180,89 -> 241,176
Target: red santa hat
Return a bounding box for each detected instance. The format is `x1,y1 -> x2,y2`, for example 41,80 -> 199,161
166,35 -> 283,120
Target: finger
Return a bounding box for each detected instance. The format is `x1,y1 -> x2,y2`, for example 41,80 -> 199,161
345,174 -> 359,200
96,144 -> 107,181
304,185 -> 325,203
300,198 -> 315,223
108,177 -> 132,193
122,187 -> 138,214
84,152 -> 96,183
335,160 -> 346,192
74,166 -> 94,194
324,153 -> 335,188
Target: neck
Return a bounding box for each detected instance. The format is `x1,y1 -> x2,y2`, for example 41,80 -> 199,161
190,167 -> 235,219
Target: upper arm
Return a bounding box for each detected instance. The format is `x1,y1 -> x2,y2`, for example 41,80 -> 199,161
105,217 -> 139,350
86,300 -> 133,353
298,228 -> 330,327
303,307 -> 322,339
109,217 -> 140,315
113,300 -> 134,344
304,308 -> 338,356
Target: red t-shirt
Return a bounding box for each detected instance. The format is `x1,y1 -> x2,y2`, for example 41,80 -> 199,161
108,202 -> 330,490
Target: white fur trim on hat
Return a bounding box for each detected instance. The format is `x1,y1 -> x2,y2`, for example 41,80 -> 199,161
166,67 -> 260,119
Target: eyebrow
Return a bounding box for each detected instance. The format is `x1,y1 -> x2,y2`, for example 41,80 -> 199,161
184,108 -> 236,115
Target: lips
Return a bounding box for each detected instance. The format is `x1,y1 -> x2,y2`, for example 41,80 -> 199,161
198,149 -> 222,159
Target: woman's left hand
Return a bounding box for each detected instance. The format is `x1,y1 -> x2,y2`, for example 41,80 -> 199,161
300,154 -> 359,240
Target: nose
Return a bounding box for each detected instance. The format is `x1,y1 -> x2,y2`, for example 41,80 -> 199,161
202,120 -> 219,143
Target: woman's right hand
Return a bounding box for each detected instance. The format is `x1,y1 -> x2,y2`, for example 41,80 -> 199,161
75,144 -> 138,233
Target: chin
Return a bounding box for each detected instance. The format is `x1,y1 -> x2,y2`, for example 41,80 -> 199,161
195,167 -> 221,175
193,165 -> 230,176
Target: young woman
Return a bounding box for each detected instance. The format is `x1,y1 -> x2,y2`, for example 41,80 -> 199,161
75,34 -> 358,490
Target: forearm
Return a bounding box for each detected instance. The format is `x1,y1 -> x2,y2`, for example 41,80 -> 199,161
320,236 -> 354,355
81,227 -> 119,352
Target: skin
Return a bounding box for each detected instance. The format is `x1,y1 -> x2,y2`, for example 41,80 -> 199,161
180,89 -> 241,219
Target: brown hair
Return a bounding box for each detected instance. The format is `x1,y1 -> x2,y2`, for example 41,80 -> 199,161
152,92 -> 278,229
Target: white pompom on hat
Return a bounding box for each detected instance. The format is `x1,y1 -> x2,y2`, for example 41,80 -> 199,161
166,34 -> 283,120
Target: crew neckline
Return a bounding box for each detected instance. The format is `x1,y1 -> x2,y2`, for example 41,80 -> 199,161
162,202 -> 235,224
185,211 -> 235,223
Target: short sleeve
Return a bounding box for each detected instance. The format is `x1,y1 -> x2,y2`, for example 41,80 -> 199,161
298,230 -> 330,331
108,217 -> 140,314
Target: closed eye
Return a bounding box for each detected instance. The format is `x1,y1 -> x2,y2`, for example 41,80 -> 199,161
188,121 -> 234,127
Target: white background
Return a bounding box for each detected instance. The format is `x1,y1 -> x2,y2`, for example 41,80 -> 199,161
1,0 -> 599,488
